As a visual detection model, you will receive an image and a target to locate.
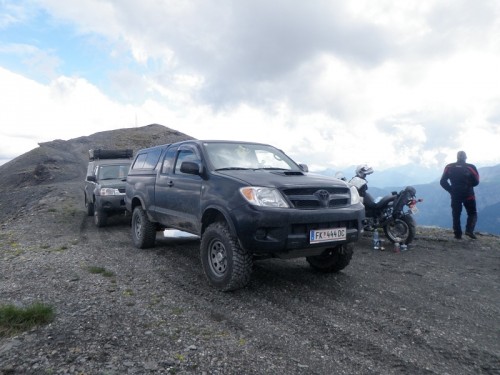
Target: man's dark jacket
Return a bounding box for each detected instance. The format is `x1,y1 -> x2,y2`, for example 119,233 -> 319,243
440,161 -> 480,197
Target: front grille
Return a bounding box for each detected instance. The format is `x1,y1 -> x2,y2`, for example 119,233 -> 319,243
282,186 -> 351,209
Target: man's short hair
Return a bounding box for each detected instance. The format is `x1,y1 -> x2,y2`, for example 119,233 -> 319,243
457,151 -> 467,162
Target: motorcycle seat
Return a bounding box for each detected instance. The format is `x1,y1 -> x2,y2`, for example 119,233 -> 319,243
363,192 -> 397,209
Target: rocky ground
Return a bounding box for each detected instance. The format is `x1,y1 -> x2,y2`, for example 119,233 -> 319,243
0,178 -> 499,375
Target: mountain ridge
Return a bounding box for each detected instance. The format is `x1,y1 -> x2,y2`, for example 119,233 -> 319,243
0,124 -> 193,222
0,124 -> 193,192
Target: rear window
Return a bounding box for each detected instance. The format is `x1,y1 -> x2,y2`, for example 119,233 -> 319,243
132,149 -> 162,170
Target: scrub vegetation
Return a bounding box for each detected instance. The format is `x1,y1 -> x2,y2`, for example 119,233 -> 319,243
0,303 -> 54,337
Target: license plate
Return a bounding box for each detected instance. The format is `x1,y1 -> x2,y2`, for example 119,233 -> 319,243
410,205 -> 419,214
310,227 -> 346,244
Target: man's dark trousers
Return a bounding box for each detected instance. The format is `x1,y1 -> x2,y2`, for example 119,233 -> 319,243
451,193 -> 477,237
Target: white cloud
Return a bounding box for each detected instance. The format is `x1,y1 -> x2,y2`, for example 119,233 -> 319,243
0,68 -> 137,156
1,0 -> 500,171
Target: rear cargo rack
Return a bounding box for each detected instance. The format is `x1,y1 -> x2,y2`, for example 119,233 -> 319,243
89,149 -> 133,161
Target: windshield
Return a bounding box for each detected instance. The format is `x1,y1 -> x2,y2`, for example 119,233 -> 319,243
204,142 -> 300,171
98,164 -> 130,180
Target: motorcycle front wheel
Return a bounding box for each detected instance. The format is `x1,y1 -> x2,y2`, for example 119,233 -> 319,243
383,215 -> 416,245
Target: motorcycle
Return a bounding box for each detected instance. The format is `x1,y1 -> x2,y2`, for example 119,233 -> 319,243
337,168 -> 422,245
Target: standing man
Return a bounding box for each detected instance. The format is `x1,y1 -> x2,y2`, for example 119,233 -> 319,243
440,151 -> 480,239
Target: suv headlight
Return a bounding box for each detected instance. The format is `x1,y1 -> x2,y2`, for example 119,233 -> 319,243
99,188 -> 122,196
350,185 -> 361,205
240,187 -> 289,208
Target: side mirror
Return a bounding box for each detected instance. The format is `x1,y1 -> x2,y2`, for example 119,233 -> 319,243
86,175 -> 96,182
180,161 -> 202,176
335,172 -> 346,181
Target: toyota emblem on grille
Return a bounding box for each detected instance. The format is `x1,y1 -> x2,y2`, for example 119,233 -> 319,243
314,189 -> 330,207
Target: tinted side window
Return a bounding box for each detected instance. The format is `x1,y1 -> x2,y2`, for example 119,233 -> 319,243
132,153 -> 148,169
86,163 -> 95,177
161,147 -> 177,174
175,149 -> 199,175
132,149 -> 162,170
143,149 -> 162,169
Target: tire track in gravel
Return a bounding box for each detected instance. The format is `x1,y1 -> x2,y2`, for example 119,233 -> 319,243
78,210 -> 90,244
244,263 -> 437,374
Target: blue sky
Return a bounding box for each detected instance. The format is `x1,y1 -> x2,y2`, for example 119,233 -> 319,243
1,0 -> 500,172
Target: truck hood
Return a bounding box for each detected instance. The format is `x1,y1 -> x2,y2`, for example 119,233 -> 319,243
214,170 -> 347,188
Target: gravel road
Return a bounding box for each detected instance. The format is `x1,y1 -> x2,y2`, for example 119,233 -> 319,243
1,182 -> 499,374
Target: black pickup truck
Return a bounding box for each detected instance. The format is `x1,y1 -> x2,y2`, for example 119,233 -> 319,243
125,140 -> 364,291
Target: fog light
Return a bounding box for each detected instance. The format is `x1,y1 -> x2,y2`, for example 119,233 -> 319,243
255,228 -> 266,240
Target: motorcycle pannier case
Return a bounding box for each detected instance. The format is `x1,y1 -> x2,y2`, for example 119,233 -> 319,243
393,186 -> 416,213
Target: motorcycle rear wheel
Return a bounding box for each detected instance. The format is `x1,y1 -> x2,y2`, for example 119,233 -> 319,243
383,215 -> 416,245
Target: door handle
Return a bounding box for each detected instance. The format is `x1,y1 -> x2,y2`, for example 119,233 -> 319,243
167,181 -> 174,187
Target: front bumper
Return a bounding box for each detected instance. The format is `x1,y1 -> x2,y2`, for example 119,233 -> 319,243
95,195 -> 127,214
229,203 -> 365,257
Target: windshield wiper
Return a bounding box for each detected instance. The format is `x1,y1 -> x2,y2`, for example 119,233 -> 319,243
215,167 -> 252,171
255,167 -> 289,171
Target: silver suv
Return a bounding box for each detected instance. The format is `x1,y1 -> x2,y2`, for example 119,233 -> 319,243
84,149 -> 133,227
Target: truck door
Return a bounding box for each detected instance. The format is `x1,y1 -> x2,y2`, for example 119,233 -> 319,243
84,163 -> 98,201
155,145 -> 203,234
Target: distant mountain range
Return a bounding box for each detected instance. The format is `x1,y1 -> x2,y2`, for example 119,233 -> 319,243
317,164 -> 500,235
320,164 -> 445,188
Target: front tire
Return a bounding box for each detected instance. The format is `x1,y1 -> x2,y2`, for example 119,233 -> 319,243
200,222 -> 253,292
94,205 -> 107,227
307,244 -> 353,273
131,206 -> 156,248
383,215 -> 416,244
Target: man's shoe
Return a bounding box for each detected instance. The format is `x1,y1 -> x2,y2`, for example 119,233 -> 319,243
454,235 -> 462,240
465,232 -> 477,240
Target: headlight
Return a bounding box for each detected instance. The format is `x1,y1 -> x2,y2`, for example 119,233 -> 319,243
99,188 -> 122,196
240,187 -> 289,208
350,186 -> 361,205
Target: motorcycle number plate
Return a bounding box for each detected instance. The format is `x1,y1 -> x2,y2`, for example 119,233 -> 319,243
310,227 -> 346,244
410,206 -> 419,214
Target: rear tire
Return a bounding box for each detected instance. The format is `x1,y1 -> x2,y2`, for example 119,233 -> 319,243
131,206 -> 156,248
200,222 -> 253,292
383,215 -> 416,244
85,195 -> 94,216
307,244 -> 353,273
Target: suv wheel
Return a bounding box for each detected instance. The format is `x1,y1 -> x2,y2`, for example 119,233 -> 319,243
131,206 -> 156,248
94,205 -> 108,227
200,222 -> 253,292
306,244 -> 353,273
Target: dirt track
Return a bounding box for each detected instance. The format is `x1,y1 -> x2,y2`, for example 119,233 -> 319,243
0,182 -> 499,374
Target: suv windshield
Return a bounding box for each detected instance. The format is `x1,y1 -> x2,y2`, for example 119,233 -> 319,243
98,164 -> 130,180
204,142 -> 299,171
